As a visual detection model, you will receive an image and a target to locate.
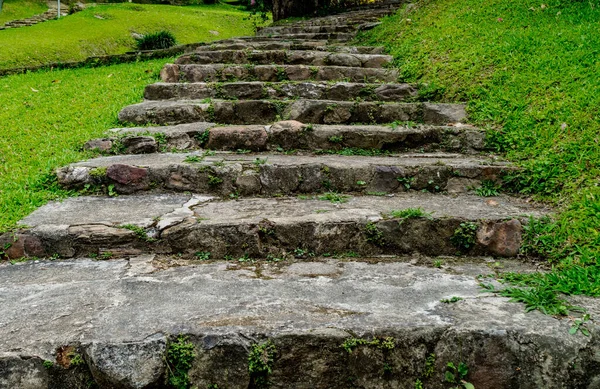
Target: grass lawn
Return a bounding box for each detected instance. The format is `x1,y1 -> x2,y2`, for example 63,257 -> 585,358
0,2 -> 262,70
358,0 -> 600,313
0,59 -> 172,230
0,0 -> 47,25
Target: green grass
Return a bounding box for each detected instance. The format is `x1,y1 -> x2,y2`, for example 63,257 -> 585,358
358,0 -> 600,313
0,0 -> 47,25
0,59 -> 171,230
0,2 -> 262,69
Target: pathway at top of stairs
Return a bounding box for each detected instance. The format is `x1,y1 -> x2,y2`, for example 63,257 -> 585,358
1,3 -> 595,389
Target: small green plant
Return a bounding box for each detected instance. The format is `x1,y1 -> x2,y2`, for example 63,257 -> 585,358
194,252 -> 211,261
433,260 -> 443,268
474,180 -> 500,197
208,175 -> 223,186
121,224 -> 155,242
450,222 -> 479,251
166,335 -> 196,389
135,30 -> 176,51
107,184 -> 118,197
356,180 -> 367,186
441,296 -> 464,304
184,155 -> 203,163
389,207 -> 432,220
318,192 -> 349,204
248,341 -> 276,388
341,337 -> 395,354
445,361 -> 474,389
69,352 -> 85,367
329,135 -> 344,143
254,157 -> 268,166
293,248 -> 314,258
569,313 -> 591,336
364,222 -> 385,246
423,353 -> 436,378
43,360 -> 54,369
415,379 -> 424,389
397,176 -> 415,190
213,160 -> 226,167
89,167 -> 107,178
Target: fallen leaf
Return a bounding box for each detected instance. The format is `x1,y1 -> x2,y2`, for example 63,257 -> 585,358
486,199 -> 499,207
30,87 -> 39,92
107,74 -> 113,78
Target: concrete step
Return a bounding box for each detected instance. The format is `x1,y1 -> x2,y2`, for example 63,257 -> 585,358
0,256 -> 590,389
237,32 -> 355,41
175,50 -> 393,68
93,121 -> 485,154
144,81 -> 416,102
5,192 -> 544,259
160,63 -> 399,83
118,99 -> 466,126
193,40 -> 385,54
56,152 -> 510,196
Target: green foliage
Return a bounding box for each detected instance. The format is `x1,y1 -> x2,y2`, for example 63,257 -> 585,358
423,353 -> 436,378
195,130 -> 210,147
341,336 -> 395,354
120,224 -> 155,242
0,3 -> 261,70
450,222 -> 479,251
135,30 -> 176,51
445,361 -> 474,389
441,296 -> 463,304
69,352 -> 85,367
569,313 -> 591,337
0,0 -> 47,25
166,335 -> 196,389
318,192 -> 349,204
248,341 -> 276,388
358,0 -> 600,311
389,207 -> 432,220
194,251 -> 211,260
397,176 -> 415,190
474,180 -> 500,197
328,135 -> 344,144
208,175 -> 223,186
43,360 -> 54,369
364,222 -> 385,247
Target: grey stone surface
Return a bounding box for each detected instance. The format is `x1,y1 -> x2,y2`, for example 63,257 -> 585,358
0,259 -> 598,388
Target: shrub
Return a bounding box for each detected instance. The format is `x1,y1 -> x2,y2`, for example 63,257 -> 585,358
135,30 -> 176,51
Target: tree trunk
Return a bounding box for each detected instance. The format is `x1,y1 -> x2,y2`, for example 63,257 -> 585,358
0,0 -> 4,13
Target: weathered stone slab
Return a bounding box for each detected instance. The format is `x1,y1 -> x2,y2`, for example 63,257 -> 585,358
194,41 -> 385,54
56,152 -> 510,196
144,81 -> 417,102
104,121 -> 484,154
6,193 -> 546,259
0,259 -> 596,388
160,64 -> 399,83
118,99 -> 465,126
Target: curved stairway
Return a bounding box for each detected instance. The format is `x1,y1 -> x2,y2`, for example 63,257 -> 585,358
1,4 -> 595,389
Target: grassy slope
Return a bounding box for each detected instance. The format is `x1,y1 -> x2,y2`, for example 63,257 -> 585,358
0,3 -> 259,69
0,59 -> 172,230
359,0 -> 600,313
0,0 -> 47,25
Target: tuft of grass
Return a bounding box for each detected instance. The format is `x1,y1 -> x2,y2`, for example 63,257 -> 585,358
474,180 -> 500,197
135,30 -> 176,51
389,207 -> 432,219
317,192 -> 349,204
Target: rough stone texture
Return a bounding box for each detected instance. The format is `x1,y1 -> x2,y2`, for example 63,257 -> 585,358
83,138 -> 113,152
0,259 -> 599,388
144,81 -> 417,102
55,152 -> 512,196
85,336 -> 166,389
175,50 -> 393,68
162,64 -> 400,83
423,102 -> 468,124
101,121 -> 485,154
195,40 -> 385,54
118,99 -> 464,127
122,136 -> 157,154
477,219 -> 523,257
9,193 -> 547,259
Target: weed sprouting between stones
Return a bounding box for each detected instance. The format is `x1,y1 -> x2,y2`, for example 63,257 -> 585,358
248,341 -> 276,388
450,222 -> 478,251
364,222 -> 385,247
389,207 -> 432,220
166,335 -> 196,389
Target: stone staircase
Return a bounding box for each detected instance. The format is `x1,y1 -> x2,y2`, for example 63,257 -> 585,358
2,3 -> 598,389
0,8 -> 65,31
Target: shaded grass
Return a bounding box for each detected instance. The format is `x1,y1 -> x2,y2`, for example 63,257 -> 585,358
358,0 -> 600,312
0,2 -> 262,69
0,0 -> 47,25
0,59 -> 172,230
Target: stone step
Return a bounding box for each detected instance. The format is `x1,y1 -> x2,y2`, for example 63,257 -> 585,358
238,32 -> 355,41
193,40 -> 385,54
6,192 -> 543,259
118,99 -> 465,126
93,121 -> 485,154
56,152 -> 510,196
174,50 -> 393,68
160,63 -> 399,83
1,256 -> 588,389
144,81 -> 416,102
256,24 -> 358,36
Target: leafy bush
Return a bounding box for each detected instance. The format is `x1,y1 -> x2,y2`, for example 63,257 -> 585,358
135,30 -> 176,51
